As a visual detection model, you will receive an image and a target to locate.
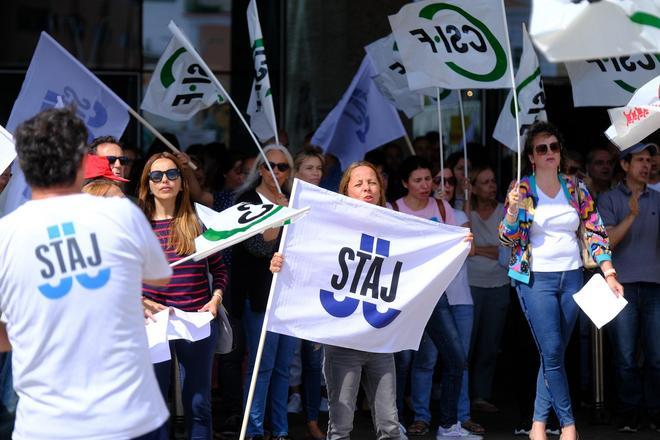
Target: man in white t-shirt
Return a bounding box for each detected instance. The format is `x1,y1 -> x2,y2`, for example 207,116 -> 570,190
0,108 -> 173,440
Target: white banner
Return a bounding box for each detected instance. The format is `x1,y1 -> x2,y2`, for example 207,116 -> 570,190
247,0 -> 278,142
530,0 -> 660,62
171,202 -> 310,267
141,34 -> 226,121
493,25 -> 547,152
364,35 -> 424,118
388,0 -> 513,90
0,126 -> 15,177
266,180 -> 471,353
605,75 -> 660,150
566,54 -> 660,107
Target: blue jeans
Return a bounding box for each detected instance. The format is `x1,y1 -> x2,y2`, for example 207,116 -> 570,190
394,350 -> 412,419
412,294 -> 465,428
516,269 -> 582,427
132,423 -> 168,440
154,320 -> 218,440
451,304 -> 474,423
301,339 -> 323,422
607,282 -> 660,415
243,301 -> 297,437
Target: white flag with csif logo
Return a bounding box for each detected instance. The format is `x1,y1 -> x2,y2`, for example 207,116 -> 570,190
266,180 -> 471,353
565,54 -> 660,107
493,24 -> 547,152
530,0 -> 660,62
141,33 -> 226,121
388,0 -> 513,90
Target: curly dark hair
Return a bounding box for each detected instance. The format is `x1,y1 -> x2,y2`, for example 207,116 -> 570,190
88,135 -> 123,154
523,121 -> 566,173
15,108 -> 88,189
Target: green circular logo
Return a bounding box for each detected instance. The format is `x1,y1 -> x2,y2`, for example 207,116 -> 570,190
419,3 -> 508,83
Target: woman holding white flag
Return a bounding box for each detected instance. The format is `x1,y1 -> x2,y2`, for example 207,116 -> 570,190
270,161 -> 405,440
500,121 -> 623,440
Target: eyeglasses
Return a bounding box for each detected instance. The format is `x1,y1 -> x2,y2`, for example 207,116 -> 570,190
433,176 -> 457,186
534,142 -> 561,155
106,155 -> 131,166
148,168 -> 181,183
262,161 -> 290,172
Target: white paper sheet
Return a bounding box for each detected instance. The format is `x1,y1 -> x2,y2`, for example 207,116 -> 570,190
144,308 -> 214,363
145,309 -> 171,364
573,274 -> 628,329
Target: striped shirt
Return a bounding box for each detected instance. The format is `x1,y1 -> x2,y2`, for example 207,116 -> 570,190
142,219 -> 228,312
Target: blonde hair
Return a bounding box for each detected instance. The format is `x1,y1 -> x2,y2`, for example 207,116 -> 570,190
293,147 -> 325,174
338,161 -> 386,207
82,179 -> 124,198
138,152 -> 201,256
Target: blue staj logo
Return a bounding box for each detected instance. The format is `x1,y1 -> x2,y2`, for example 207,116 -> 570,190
320,234 -> 402,329
41,87 -> 108,140
34,222 -> 110,299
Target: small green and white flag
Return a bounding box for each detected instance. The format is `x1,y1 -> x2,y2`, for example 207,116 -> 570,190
388,0 -> 513,91
247,0 -> 278,143
141,36 -> 225,121
565,54 -> 660,107
530,0 -> 660,62
493,25 -> 547,152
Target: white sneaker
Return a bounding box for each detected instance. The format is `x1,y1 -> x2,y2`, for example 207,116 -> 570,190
436,422 -> 483,439
287,392 -> 302,413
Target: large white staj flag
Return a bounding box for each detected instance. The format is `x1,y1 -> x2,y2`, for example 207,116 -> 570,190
364,34 -> 424,118
566,54 -> 660,107
530,0 -> 660,62
605,75 -> 660,150
266,180 -> 471,353
246,0 -> 278,142
0,126 -> 15,178
141,32 -> 226,121
493,25 -> 547,152
311,56 -> 405,168
388,0 -> 513,91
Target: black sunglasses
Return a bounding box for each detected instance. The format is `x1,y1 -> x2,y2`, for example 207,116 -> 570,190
433,176 -> 457,186
148,168 -> 181,183
263,161 -> 290,172
106,155 -> 131,166
534,142 -> 561,155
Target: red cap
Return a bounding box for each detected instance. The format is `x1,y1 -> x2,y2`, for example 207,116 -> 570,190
84,154 -> 129,182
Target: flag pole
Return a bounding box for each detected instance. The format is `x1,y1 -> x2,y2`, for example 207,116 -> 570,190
457,90 -> 469,201
124,107 -> 197,171
398,113 -> 416,156
436,88 -> 445,189
500,0 -> 522,183
238,180 -> 300,440
169,21 -> 282,195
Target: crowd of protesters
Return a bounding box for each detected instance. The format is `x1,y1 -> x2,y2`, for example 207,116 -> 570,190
0,109 -> 658,440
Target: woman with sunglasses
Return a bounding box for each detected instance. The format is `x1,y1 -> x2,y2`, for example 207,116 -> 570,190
139,152 -> 228,440
270,161 -> 405,440
233,144 -> 296,440
500,121 -> 623,440
391,157 -> 478,438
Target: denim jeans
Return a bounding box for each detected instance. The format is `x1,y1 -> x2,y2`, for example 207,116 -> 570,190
243,301 -> 297,437
451,304 -> 474,423
0,353 -> 17,438
516,269 -> 582,427
324,346 -> 402,440
607,282 -> 660,415
469,284 -> 510,401
412,294 -> 465,428
394,350 -> 412,420
301,339 -> 323,422
131,423 -> 168,440
154,319 -> 218,440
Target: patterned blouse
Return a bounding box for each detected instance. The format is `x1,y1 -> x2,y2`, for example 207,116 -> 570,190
498,174 -> 611,284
